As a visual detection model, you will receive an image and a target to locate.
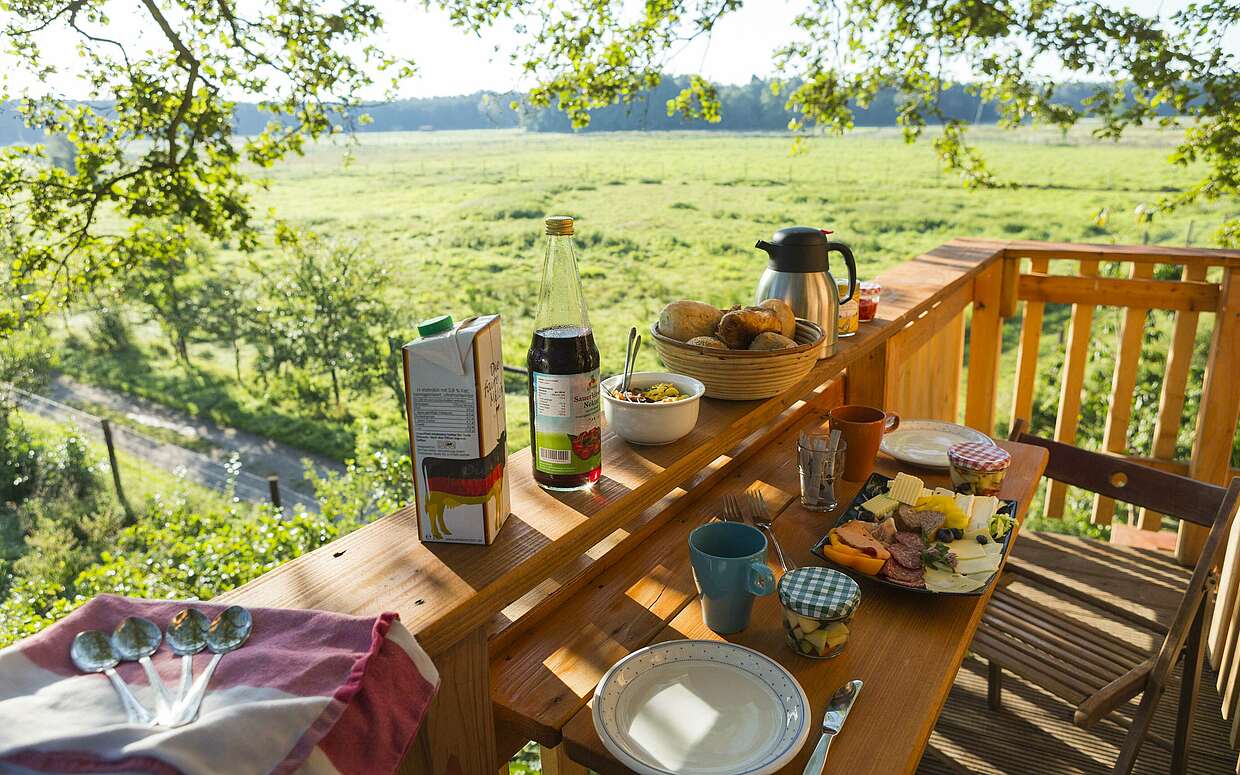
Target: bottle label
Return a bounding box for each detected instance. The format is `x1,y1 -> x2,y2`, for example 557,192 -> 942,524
532,370 -> 601,474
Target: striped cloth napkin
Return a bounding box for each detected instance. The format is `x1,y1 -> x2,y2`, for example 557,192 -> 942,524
0,594 -> 440,775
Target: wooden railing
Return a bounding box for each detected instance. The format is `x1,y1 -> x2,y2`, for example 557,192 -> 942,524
217,238 -> 1240,772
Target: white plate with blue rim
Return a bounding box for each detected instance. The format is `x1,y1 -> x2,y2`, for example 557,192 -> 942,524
880,420 -> 995,469
592,639 -> 811,775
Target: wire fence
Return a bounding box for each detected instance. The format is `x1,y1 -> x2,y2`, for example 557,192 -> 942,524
4,385 -> 320,514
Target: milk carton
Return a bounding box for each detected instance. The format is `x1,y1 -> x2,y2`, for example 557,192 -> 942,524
402,314 -> 510,544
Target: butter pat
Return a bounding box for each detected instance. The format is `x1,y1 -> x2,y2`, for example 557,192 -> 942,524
861,493 -> 899,517
889,472 -> 925,505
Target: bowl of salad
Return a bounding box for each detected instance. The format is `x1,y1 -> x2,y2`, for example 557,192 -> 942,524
600,371 -> 705,445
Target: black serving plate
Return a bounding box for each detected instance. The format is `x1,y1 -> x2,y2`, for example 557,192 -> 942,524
810,472 -> 1018,597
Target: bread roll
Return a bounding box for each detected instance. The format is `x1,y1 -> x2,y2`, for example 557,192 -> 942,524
686,335 -> 727,349
715,306 -> 784,349
658,300 -> 723,342
758,299 -> 796,338
748,332 -> 797,350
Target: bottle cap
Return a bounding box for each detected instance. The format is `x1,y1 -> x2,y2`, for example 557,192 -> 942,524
545,215 -> 574,236
417,315 -> 454,337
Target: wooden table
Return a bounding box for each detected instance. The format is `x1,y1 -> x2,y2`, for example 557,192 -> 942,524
560,439 -> 1048,775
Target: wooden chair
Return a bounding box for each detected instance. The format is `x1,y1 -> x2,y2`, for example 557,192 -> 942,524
973,420 -> 1240,775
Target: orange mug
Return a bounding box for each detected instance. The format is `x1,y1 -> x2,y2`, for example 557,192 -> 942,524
828,405 -> 900,482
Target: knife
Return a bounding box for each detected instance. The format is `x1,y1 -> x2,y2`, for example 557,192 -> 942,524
802,679 -> 863,775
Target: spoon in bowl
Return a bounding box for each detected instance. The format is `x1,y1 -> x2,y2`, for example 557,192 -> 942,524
112,616 -> 175,724
71,630 -> 153,725
622,326 -> 638,393
166,608 -> 210,715
171,605 -> 253,726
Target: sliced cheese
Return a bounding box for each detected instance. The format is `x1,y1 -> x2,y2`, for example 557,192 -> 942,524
932,486 -> 957,500
955,554 -> 1002,576
889,472 -> 924,505
924,568 -> 987,594
947,538 -> 988,561
860,493 -> 899,517
969,495 -> 1000,532
955,493 -> 975,521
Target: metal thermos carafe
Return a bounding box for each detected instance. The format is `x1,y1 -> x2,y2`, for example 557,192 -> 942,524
753,227 -> 857,359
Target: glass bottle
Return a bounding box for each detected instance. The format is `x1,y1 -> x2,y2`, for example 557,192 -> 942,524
526,216 -> 602,490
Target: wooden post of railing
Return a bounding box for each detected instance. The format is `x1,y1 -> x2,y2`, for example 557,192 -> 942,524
1044,259 -> 1100,519
1180,262 -> 1240,565
1010,256 -> 1049,428
965,260 -> 1004,434
1093,262 -> 1154,526
1140,263 -> 1210,530
401,626 -> 498,775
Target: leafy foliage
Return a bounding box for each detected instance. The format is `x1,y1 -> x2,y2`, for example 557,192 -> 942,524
0,0 -> 410,331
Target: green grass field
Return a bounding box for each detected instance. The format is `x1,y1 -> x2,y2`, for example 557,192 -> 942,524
48,126 -> 1234,535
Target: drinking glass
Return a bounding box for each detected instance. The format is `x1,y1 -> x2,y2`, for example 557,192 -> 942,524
799,432 -> 846,512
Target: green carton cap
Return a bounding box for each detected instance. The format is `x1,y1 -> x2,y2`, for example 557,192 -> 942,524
417,315 -> 454,337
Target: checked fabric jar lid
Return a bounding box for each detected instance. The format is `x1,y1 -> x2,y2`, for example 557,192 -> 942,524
947,442 -> 1011,473
778,567 -> 860,620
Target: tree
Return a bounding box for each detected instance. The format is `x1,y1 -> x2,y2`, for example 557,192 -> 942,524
120,223 -> 211,367
0,0 -> 411,333
257,230 -> 393,407
1,0 -> 1237,339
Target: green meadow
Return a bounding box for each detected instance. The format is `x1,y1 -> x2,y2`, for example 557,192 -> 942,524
51,126 -> 1234,534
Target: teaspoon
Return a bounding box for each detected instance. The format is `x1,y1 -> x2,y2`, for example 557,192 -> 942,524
171,605 -> 253,726
112,617 -> 175,724
166,608 -> 210,713
71,630 -> 153,725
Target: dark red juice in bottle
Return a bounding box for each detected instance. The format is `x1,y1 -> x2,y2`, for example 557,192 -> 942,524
527,325 -> 601,490
527,216 -> 603,491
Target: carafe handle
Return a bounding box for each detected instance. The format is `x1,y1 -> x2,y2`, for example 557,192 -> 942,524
827,242 -> 857,303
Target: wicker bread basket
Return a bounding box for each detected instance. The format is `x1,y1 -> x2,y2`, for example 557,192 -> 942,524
649,319 -> 825,400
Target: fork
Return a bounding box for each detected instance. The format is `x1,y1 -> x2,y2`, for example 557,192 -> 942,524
747,490 -> 795,571
721,494 -> 745,523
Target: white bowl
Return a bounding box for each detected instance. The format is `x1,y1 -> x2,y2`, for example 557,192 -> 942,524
601,371 -> 704,446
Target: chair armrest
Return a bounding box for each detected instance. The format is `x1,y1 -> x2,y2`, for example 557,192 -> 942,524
1074,657 -> 1154,728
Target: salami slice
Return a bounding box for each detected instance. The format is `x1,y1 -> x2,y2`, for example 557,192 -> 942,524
893,532 -> 925,550
888,543 -> 923,570
881,558 -> 925,588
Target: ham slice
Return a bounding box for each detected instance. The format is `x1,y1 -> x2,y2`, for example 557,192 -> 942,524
835,520 -> 891,560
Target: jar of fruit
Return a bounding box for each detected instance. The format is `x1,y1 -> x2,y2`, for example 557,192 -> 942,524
778,567 -> 860,659
947,442 -> 1011,496
858,281 -> 882,322
836,280 -> 859,337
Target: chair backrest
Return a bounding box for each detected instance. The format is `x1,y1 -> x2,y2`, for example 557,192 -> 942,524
1008,420 -> 1240,696
1008,419 -> 1226,528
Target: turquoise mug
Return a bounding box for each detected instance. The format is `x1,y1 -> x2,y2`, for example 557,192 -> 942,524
689,521 -> 776,634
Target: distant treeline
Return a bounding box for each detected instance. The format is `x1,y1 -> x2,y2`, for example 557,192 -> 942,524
0,77 -> 1164,143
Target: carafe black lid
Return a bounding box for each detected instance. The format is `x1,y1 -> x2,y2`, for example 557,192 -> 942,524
755,226 -> 829,273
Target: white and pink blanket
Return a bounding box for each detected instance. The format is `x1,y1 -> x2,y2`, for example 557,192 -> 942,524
0,594 -> 439,775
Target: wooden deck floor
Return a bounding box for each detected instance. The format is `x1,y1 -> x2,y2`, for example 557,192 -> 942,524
919,530 -> 1236,775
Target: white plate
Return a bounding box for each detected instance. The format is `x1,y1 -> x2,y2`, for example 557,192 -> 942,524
593,640 -> 810,775
880,420 -> 996,469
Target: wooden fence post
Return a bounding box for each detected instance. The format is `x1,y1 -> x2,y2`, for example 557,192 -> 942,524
1180,263 -> 1240,565
100,419 -> 132,521
267,475 -> 282,510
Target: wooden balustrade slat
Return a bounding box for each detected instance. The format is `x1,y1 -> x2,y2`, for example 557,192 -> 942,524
1140,264 -> 1210,530
1182,264 -> 1240,567
1017,272 -> 1220,311
1011,256 -> 1049,428
996,239 -> 1240,268
1093,262 -> 1155,526
965,260 -> 1004,433
1046,259 -> 1099,519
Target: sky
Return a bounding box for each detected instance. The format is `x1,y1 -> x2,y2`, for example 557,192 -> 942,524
3,0 -> 1237,101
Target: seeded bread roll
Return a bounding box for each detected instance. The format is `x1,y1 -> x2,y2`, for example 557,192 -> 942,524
686,335 -> 727,349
